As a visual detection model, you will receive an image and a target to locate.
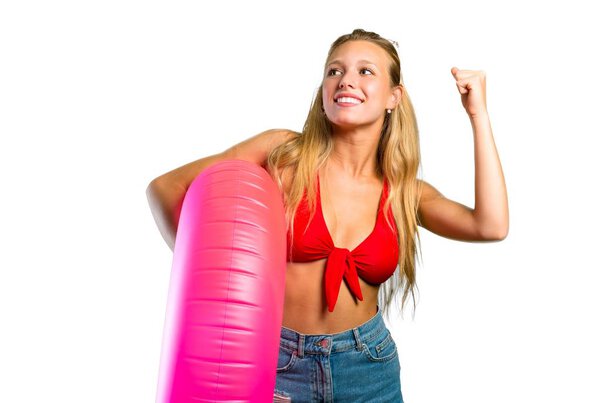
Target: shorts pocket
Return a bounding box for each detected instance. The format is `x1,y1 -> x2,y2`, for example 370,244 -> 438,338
276,344 -> 298,373
362,329 -> 398,363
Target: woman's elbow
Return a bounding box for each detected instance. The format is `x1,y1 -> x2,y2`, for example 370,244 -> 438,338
479,223 -> 509,241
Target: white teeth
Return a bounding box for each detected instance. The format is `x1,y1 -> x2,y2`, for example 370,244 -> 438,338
336,97 -> 362,104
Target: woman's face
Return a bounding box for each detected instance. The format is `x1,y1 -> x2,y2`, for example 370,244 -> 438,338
322,40 -> 400,131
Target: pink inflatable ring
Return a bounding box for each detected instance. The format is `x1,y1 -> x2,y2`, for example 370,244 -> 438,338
156,159 -> 287,402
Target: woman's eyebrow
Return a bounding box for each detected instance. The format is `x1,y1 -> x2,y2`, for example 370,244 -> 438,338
326,59 -> 379,68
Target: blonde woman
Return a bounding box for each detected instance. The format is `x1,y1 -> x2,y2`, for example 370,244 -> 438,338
147,28 -> 508,402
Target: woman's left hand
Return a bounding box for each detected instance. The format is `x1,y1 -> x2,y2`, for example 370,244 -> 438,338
450,67 -> 488,118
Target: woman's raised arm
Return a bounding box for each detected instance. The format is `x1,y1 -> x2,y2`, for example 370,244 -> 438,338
417,68 -> 508,242
145,128 -> 296,251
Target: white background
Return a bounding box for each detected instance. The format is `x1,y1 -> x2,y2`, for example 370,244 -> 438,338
1,0 -> 599,402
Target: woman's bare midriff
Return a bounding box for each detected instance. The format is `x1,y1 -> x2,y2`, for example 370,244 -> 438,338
282,259 -> 380,334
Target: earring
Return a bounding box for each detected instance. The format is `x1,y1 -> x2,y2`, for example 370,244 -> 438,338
386,109 -> 392,114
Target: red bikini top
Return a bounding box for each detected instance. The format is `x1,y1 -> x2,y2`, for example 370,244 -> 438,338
286,174 -> 399,312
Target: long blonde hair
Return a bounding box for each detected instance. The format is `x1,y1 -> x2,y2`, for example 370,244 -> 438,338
267,29 -> 423,320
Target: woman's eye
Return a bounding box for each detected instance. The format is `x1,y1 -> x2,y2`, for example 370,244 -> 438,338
360,68 -> 374,75
327,69 -> 342,76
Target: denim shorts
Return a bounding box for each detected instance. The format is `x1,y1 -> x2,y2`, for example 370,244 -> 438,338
274,306 -> 403,402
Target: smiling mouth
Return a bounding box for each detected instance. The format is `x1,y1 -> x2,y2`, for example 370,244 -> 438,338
334,97 -> 363,105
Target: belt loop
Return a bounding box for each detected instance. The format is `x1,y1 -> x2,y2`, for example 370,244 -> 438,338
297,334 -> 305,358
352,328 -> 363,351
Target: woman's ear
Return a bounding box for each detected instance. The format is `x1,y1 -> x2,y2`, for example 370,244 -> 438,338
387,85 -> 403,109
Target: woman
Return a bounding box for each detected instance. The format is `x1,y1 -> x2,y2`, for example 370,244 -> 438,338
146,29 -> 508,402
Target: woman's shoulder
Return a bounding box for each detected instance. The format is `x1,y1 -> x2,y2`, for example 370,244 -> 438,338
264,128 -> 300,146
223,128 -> 298,165
247,129 -> 298,197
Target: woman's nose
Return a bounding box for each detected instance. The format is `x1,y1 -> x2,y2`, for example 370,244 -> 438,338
338,72 -> 357,89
